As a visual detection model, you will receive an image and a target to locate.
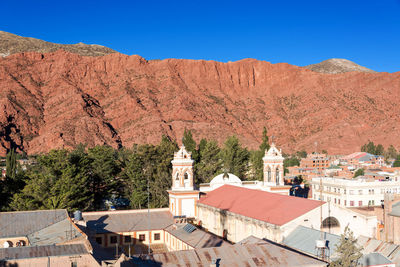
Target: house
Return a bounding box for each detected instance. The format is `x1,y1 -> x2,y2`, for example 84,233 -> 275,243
0,209 -> 99,267
80,208 -> 229,255
310,176 -> 400,208
0,244 -> 99,267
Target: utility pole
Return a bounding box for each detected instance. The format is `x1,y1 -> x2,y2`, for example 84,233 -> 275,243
147,174 -> 151,256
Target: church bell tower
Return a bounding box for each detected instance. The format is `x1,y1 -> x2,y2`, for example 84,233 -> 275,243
168,144 -> 199,218
263,142 -> 284,186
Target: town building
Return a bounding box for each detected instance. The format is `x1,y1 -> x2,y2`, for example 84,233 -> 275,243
300,153 -> 330,171
80,208 -> 230,255
381,193 -> 400,244
310,176 -> 400,208
0,209 -> 99,267
340,152 -> 385,168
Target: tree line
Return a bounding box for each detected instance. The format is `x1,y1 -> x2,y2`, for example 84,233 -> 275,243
1,128 -> 305,212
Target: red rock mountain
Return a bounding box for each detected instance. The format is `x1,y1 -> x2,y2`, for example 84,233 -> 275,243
0,50 -> 399,156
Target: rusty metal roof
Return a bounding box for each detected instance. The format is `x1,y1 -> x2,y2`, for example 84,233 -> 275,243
132,239 -> 327,266
164,224 -> 230,249
83,209 -> 174,233
0,209 -> 68,238
0,244 -> 88,260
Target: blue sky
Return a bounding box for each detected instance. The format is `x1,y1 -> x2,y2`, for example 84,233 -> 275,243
1,0 -> 399,72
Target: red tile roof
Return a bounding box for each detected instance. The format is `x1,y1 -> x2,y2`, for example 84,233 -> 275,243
197,185 -> 324,226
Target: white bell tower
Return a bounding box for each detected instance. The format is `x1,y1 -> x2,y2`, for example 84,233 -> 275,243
168,144 -> 199,218
171,145 -> 194,191
263,142 -> 284,186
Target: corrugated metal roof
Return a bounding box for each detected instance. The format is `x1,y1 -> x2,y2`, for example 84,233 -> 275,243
132,239 -> 328,266
359,252 -> 393,266
0,209 -> 68,238
198,185 -> 323,226
357,236 -> 400,265
84,209 -> 173,233
164,224 -> 230,249
282,226 -> 341,259
0,244 -> 88,260
27,218 -> 82,246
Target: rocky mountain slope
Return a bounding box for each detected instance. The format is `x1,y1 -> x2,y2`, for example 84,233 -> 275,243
0,31 -> 116,57
0,50 -> 399,156
305,58 -> 376,74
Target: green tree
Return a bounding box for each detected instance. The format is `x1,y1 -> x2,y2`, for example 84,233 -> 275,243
375,144 -> 384,156
1,149 -> 25,211
361,141 -> 376,155
284,156 -> 300,174
353,168 -> 364,178
151,136 -> 178,208
6,149 -> 17,179
219,136 -> 249,178
385,145 -> 398,159
330,226 -> 362,267
296,150 -> 307,159
121,145 -> 153,209
250,127 -> 270,180
196,140 -> 223,183
10,149 -> 93,211
87,145 -> 121,209
393,155 -> 400,167
182,129 -> 198,162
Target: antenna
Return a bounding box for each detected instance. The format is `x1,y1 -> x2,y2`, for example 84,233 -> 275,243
316,175 -> 328,260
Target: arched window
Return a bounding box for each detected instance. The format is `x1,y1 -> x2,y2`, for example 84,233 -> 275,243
321,217 -> 340,229
175,172 -> 179,180
184,172 -> 189,180
267,167 -> 271,182
276,168 -> 280,185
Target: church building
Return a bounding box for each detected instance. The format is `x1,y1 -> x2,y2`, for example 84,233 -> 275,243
168,142 -> 291,218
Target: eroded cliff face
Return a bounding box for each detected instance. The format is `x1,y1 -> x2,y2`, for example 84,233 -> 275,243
0,50 -> 399,155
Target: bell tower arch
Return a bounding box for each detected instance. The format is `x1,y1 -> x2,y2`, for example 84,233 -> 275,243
263,142 -> 284,186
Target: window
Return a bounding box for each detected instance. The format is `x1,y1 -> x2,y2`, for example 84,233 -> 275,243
350,201 -> 354,207
110,236 -> 117,244
154,233 -> 161,241
334,198 -> 337,204
71,262 -> 77,267
358,190 -> 363,195
344,189 -> 346,194
95,237 -> 102,245
359,201 -> 363,206
345,200 -> 347,206
124,236 -> 131,243
184,172 -> 189,180
338,199 -> 340,205
349,190 -> 354,195
139,234 -> 146,241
